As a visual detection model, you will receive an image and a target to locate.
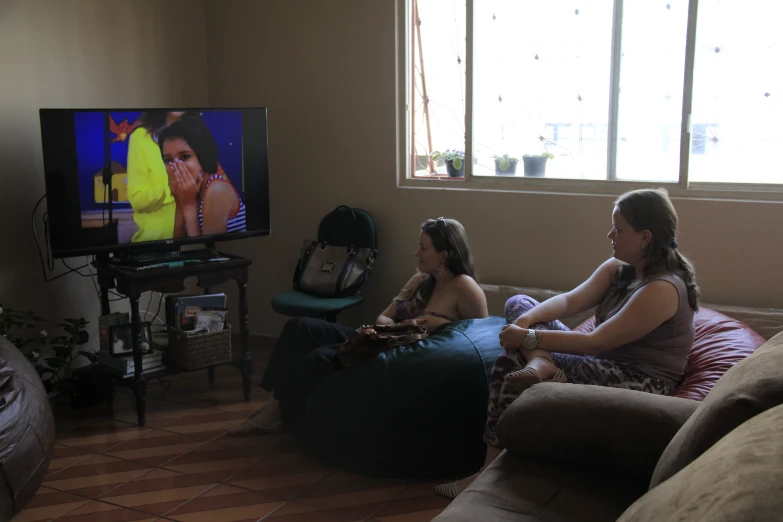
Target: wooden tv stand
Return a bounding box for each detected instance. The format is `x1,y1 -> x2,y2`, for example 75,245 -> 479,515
92,252 -> 252,427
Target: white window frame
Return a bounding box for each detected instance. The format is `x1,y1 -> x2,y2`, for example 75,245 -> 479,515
395,0 -> 783,202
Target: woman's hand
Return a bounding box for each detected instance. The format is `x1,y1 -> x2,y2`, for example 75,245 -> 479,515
169,160 -> 200,207
399,318 -> 427,326
499,324 -> 529,352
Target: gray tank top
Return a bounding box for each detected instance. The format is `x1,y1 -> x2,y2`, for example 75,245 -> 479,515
594,273 -> 695,384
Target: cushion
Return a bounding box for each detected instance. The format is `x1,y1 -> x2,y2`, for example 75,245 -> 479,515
433,450 -> 645,522
573,307 -> 765,401
295,316 -> 505,478
497,383 -> 698,482
650,330 -> 783,488
619,403 -> 783,522
271,290 -> 364,317
0,336 -> 56,520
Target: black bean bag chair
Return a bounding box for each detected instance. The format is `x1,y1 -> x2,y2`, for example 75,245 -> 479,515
0,336 -> 56,522
295,316 -> 505,478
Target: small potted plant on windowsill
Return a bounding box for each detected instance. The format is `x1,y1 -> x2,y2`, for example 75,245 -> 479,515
429,149 -> 465,177
522,152 -> 554,177
494,154 -> 519,176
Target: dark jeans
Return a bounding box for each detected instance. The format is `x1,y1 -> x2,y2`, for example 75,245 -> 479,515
260,317 -> 355,423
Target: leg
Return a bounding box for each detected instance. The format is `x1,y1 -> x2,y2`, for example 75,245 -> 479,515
129,293 -> 147,427
437,349 -> 529,499
504,294 -> 570,390
230,344 -> 342,435
276,345 -> 342,424
260,317 -> 355,391
238,280 -> 252,400
504,294 -> 571,331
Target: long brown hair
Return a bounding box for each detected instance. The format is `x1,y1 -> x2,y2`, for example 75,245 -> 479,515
397,218 -> 477,310
597,188 -> 700,319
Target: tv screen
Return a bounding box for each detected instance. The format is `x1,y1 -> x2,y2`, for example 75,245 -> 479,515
39,108 -> 270,258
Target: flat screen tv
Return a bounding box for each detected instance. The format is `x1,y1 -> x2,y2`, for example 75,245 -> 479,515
39,108 -> 270,259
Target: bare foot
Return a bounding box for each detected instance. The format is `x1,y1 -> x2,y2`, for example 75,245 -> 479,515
228,401 -> 283,436
509,353 -> 558,382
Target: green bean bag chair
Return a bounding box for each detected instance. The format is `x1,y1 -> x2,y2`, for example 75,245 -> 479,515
295,316 -> 505,478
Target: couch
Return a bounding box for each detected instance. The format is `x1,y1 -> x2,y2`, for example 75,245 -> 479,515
433,303 -> 783,522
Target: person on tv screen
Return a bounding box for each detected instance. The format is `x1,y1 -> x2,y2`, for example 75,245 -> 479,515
126,111 -> 196,242
158,117 -> 246,237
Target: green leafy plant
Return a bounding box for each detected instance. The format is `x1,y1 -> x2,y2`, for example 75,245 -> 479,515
429,149 -> 465,170
494,154 -> 519,172
0,304 -> 92,389
0,304 -> 45,348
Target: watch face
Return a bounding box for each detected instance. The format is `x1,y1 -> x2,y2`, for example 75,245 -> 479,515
522,331 -> 537,351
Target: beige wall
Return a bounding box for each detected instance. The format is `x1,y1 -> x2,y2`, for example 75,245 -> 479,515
206,0 -> 783,336
2,0 -> 780,341
0,0 -> 208,333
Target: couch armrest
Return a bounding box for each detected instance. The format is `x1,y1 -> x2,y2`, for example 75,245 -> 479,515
497,383 -> 699,481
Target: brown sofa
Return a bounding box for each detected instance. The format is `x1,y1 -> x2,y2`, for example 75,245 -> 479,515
434,315 -> 783,522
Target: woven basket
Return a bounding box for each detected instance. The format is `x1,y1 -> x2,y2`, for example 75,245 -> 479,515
166,327 -> 232,370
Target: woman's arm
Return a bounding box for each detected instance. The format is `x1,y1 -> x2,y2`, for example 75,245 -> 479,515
173,204 -> 186,238
201,181 -> 239,236
375,273 -> 425,324
501,279 -> 680,356
514,258 -> 621,327
456,275 -> 489,319
126,130 -> 168,212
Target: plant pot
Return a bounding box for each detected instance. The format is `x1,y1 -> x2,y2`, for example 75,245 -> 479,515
522,156 -> 547,177
494,158 -> 518,176
445,160 -> 464,178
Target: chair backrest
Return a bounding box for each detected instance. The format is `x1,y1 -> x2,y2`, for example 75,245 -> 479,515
317,205 -> 377,249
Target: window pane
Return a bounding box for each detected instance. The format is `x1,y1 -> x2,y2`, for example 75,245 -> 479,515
411,0 -> 466,178
472,1 -> 613,179
689,0 -> 783,184
615,1 -> 689,182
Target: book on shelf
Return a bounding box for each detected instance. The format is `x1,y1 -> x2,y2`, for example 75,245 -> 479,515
120,364 -> 166,379
97,350 -> 163,374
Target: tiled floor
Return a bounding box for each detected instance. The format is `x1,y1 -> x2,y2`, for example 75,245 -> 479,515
14,340 -> 452,522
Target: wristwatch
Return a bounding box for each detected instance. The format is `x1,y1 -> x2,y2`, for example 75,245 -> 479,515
522,329 -> 540,351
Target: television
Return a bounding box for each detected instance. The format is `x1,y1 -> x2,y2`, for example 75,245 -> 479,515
39,108 -> 270,259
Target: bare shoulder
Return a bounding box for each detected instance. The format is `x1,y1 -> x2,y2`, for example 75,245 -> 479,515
452,274 -> 482,293
602,257 -> 625,277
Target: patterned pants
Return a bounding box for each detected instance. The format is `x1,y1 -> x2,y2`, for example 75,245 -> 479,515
484,295 -> 676,446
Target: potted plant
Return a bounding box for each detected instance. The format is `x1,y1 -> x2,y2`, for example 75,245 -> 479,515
522,152 -> 554,178
1,304 -> 92,395
429,149 -> 465,177
494,154 -> 519,176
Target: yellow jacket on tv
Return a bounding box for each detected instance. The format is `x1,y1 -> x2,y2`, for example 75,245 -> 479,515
126,127 -> 175,242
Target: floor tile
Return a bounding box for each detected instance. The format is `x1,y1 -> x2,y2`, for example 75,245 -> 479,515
43,454 -> 152,498
159,440 -> 265,482
261,501 -> 361,521
165,484 -> 284,521
103,429 -> 207,467
98,468 -> 220,516
294,472 -> 407,519
53,500 -> 159,522
10,487 -> 89,522
56,422 -> 151,453
15,337 -> 452,522
46,445 -> 97,478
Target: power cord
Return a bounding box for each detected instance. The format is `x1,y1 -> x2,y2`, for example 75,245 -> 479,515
32,194 -> 91,282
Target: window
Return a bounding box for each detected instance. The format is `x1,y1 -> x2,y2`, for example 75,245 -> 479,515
405,0 -> 783,193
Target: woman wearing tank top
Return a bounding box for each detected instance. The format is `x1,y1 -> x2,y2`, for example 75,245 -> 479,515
437,188 -> 700,499
158,116 -> 246,238
228,218 -> 489,436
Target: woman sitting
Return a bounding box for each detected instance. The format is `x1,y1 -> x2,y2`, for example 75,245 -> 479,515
231,217 -> 489,435
436,188 -> 700,498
